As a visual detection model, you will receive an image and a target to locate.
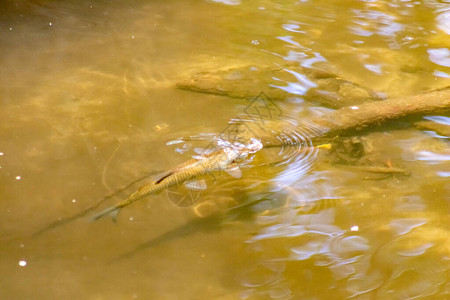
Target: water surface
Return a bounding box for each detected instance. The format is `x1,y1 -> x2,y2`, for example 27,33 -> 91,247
1,1 -> 449,299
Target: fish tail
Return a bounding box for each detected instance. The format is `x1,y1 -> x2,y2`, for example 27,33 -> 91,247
90,189 -> 150,222
90,205 -> 120,222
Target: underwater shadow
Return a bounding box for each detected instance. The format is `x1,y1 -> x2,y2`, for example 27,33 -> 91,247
110,196 -> 274,263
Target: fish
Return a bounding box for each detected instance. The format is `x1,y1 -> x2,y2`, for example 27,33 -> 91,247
90,138 -> 263,221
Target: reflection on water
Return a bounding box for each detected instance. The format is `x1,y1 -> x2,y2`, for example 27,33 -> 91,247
1,0 -> 449,299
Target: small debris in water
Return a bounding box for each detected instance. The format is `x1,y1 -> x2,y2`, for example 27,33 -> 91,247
15,176 -> 21,180
153,123 -> 169,131
18,260 -> 27,267
351,225 -> 359,232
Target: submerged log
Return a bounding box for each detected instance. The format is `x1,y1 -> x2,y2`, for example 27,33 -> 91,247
176,65 -> 381,108
314,86 -> 450,136
242,87 -> 450,146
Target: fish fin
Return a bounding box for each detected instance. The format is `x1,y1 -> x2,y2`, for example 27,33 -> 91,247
155,171 -> 173,184
110,209 -> 119,223
167,184 -> 202,207
208,172 -> 217,182
90,206 -> 120,222
192,155 -> 206,160
225,166 -> 242,178
185,179 -> 207,190
193,148 -> 206,155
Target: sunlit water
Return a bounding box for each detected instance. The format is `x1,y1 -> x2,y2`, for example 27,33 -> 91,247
1,1 -> 449,299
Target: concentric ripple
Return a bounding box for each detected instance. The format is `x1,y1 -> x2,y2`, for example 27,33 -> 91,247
271,119 -> 328,186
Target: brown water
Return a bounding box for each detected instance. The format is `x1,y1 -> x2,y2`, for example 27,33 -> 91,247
1,1 -> 449,299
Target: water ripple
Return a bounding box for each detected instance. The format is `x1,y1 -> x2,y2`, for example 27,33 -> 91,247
271,120 -> 327,186
389,218 -> 428,235
428,48 -> 450,67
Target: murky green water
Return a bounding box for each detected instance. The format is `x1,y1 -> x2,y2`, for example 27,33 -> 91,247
1,1 -> 449,299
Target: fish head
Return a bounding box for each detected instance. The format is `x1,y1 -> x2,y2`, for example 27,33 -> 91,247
246,138 -> 263,153
227,138 -> 263,164
233,138 -> 263,155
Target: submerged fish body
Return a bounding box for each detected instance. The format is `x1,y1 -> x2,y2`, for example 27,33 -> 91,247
91,138 -> 263,221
